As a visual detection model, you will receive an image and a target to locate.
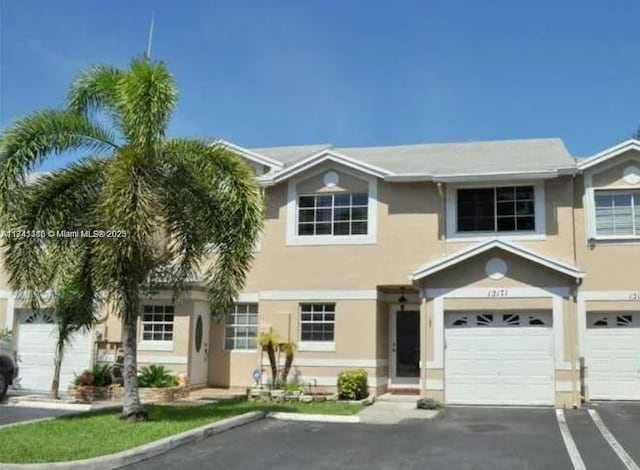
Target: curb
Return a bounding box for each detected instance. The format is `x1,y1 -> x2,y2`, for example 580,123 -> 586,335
0,411 -> 265,470
9,401 -> 122,412
267,412 -> 360,423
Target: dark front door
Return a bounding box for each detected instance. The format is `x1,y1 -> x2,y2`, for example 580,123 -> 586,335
395,310 -> 420,378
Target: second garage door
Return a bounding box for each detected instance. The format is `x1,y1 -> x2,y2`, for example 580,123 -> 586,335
445,312 -> 555,406
586,312 -> 640,400
16,310 -> 93,392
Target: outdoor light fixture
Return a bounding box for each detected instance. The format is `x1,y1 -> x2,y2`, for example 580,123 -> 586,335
398,288 -> 407,311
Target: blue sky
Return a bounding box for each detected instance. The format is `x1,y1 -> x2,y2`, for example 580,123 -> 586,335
1,0 -> 639,170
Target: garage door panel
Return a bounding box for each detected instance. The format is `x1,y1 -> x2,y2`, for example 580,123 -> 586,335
586,312 -> 640,400
445,311 -> 554,406
16,312 -> 93,392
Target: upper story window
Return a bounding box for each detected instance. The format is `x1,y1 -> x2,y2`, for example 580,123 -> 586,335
594,191 -> 640,237
298,193 -> 368,236
446,182 -> 545,241
457,185 -> 535,232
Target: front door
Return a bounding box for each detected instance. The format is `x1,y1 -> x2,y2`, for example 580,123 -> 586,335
189,310 -> 210,385
390,309 -> 420,387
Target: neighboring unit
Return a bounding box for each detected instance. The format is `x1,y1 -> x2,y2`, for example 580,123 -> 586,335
2,137 -> 640,407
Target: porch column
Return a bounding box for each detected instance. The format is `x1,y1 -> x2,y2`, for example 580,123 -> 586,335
419,296 -> 427,395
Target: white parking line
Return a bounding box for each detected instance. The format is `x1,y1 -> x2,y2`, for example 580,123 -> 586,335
556,409 -> 587,470
588,409 -> 640,470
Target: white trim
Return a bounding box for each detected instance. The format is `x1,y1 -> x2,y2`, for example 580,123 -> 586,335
444,181 -> 547,242
577,139 -> 640,171
261,358 -> 387,368
259,289 -> 378,301
424,286 -> 571,299
215,139 -> 284,171
137,355 -> 187,364
295,375 -> 387,387
425,378 -> 444,391
579,290 -> 640,301
285,167 -> 378,246
262,149 -> 392,186
428,296 -> 444,368
236,293 -> 260,303
138,341 -> 173,352
412,238 -> 585,281
552,294 -> 571,370
298,341 -> 335,352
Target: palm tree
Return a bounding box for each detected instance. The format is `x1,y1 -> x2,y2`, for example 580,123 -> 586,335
49,254 -> 100,399
0,57 -> 264,420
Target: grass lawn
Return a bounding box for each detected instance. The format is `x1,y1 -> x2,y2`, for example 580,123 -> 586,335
0,399 -> 361,464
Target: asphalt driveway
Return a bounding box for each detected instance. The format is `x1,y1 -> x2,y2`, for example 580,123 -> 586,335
0,392 -> 75,426
127,407 -> 574,470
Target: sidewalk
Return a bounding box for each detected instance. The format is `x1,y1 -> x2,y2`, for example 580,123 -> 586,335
358,394 -> 440,424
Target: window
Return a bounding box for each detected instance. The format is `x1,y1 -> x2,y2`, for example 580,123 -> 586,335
298,193 -> 368,236
142,305 -> 174,342
594,191 -> 640,237
457,186 -> 535,233
224,303 -> 258,350
300,303 -> 335,341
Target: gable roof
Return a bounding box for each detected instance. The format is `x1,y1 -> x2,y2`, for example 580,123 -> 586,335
577,139 -> 640,171
242,138 -> 574,184
410,238 -> 585,281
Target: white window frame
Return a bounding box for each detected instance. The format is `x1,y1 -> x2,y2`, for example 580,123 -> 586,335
286,167 -> 377,246
445,181 -> 546,242
592,189 -> 640,239
298,303 -> 336,352
224,303 -> 259,351
139,304 -> 175,351
584,160 -> 640,244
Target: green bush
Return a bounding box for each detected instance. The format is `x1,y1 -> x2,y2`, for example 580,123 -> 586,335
137,364 -> 179,388
91,364 -> 113,387
337,369 -> 369,400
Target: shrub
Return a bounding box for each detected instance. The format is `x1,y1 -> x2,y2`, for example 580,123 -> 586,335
73,370 -> 94,387
337,369 -> 369,400
416,397 -> 441,410
91,364 -> 113,387
137,364 -> 179,388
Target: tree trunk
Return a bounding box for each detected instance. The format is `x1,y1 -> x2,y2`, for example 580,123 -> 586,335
49,339 -> 64,399
281,350 -> 294,384
121,310 -> 147,421
266,344 -> 277,388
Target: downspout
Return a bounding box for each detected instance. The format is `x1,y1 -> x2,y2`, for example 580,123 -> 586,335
570,172 -> 582,408
437,182 -> 446,253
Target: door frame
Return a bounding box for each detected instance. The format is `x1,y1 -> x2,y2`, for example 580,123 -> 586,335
388,303 -> 421,389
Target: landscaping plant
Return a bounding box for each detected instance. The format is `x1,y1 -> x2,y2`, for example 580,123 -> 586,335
337,369 -> 369,400
0,55 -> 263,420
137,365 -> 178,388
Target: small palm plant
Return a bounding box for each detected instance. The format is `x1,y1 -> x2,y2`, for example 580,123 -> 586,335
258,331 -> 279,387
137,364 -> 178,388
279,341 -> 297,385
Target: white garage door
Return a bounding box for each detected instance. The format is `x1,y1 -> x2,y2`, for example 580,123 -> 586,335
16,310 -> 93,392
445,312 -> 555,406
586,312 -> 640,400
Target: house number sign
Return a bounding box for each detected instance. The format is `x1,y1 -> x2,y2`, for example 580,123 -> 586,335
487,288 -> 509,298
628,293 -> 640,301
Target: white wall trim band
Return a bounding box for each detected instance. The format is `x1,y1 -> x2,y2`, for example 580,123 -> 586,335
423,286 -> 571,299
295,375 -> 387,387
137,355 -> 188,365
260,290 -> 378,301
261,358 -> 388,368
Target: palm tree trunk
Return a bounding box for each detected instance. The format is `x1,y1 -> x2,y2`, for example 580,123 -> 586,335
49,339 -> 64,399
281,350 -> 293,385
266,344 -> 277,388
121,306 -> 147,421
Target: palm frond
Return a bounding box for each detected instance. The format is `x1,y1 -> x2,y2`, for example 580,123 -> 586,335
159,139 -> 264,315
67,64 -> 124,124
117,58 -> 177,152
0,110 -> 118,207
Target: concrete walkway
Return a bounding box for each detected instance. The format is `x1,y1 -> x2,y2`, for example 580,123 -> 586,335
358,394 -> 439,424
